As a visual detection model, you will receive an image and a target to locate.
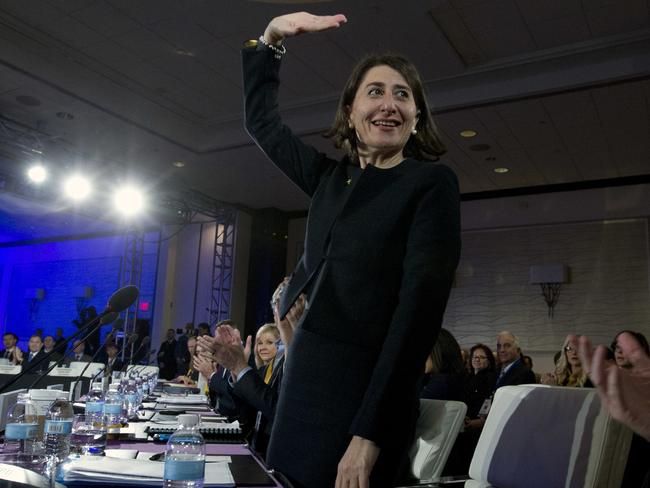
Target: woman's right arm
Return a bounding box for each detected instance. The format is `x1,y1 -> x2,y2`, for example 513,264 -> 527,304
243,13 -> 347,196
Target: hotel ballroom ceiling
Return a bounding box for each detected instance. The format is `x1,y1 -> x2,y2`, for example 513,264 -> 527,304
0,0 -> 649,217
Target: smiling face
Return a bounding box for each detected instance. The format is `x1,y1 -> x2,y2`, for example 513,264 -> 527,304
496,334 -> 519,366
256,332 -> 278,365
348,65 -> 419,163
28,336 -> 42,353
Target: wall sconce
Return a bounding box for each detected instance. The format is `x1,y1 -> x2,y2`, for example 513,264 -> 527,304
529,264 -> 570,318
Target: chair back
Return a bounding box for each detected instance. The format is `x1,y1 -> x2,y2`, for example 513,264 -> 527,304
468,385 -> 632,488
409,399 -> 467,482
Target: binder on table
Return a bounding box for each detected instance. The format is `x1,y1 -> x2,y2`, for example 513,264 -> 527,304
147,424 -> 244,443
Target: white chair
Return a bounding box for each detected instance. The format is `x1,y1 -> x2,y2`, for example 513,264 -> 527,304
409,399 -> 468,483
465,385 -> 633,488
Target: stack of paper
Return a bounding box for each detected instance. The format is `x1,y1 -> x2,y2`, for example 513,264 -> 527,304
157,393 -> 208,405
58,456 -> 234,486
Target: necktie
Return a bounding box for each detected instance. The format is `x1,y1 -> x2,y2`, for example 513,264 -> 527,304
30,353 -> 35,361
264,361 -> 273,384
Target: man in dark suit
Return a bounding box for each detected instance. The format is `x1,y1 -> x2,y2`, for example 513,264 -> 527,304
42,335 -> 63,363
65,340 -> 92,364
157,328 -> 177,380
104,342 -> 124,376
1,332 -> 23,365
494,331 -> 536,390
22,335 -> 47,373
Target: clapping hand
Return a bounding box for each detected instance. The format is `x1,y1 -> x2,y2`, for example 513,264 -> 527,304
202,325 -> 251,376
263,12 -> 347,45
576,333 -> 650,442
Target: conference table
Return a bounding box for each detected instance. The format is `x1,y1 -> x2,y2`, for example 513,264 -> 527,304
0,375 -> 284,488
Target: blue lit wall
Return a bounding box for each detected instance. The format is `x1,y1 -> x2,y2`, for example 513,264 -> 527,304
0,233 -> 159,350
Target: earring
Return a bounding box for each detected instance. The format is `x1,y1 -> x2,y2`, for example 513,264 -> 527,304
411,127 -> 417,135
348,120 -> 354,129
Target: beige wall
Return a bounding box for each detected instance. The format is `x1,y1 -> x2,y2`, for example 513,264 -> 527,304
286,184 -> 650,375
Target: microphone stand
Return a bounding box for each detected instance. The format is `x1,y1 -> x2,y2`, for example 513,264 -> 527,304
0,313 -> 108,394
0,285 -> 138,394
67,340 -> 110,398
26,315 -> 109,391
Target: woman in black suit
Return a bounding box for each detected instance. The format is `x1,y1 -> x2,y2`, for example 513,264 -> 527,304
239,12 -> 460,488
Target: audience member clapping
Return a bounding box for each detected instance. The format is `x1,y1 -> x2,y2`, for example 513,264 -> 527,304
541,336 -> 592,387
1,333 -> 23,364
578,332 -> 650,488
494,331 -> 536,389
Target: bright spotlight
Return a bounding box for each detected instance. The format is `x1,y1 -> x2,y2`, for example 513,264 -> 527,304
27,164 -> 47,183
114,186 -> 145,216
63,175 -> 91,200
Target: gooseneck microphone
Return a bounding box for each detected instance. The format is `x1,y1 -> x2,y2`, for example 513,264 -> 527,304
0,285 -> 139,394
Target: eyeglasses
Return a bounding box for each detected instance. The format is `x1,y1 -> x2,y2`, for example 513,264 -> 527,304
472,356 -> 487,361
564,345 -> 576,352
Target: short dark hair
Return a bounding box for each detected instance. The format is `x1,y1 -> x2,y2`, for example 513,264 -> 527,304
29,334 -> 42,342
3,332 -> 18,341
324,53 -> 446,163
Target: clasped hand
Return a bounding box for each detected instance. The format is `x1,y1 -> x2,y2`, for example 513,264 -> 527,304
196,325 -> 252,376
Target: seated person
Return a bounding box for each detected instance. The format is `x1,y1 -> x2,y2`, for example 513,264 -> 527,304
65,340 -> 92,364
42,335 -> 63,362
197,281 -> 306,457
541,336 -> 592,387
104,342 -> 124,376
21,335 -> 47,373
1,332 -> 23,365
611,330 -> 649,369
174,336 -> 199,385
464,343 -> 498,426
608,330 -> 650,488
420,328 -> 466,401
494,330 -> 536,389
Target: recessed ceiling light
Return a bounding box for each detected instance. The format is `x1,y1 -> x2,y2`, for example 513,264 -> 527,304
173,161 -> 186,168
460,130 -> 477,138
493,167 -> 509,173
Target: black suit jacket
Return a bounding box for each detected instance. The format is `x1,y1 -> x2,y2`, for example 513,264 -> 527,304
105,357 -> 124,376
243,46 -> 460,487
495,358 -> 537,389
209,366 -> 238,417
21,350 -> 48,373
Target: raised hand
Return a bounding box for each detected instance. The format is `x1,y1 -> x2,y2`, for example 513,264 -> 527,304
275,293 -> 307,353
193,354 -> 216,379
577,333 -> 650,441
263,12 -> 347,45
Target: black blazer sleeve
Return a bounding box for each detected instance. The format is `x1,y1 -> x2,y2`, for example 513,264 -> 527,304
349,167 -> 461,444
243,47 -> 334,197
232,356 -> 284,420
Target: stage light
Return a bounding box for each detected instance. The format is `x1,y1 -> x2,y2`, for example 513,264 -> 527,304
27,164 -> 47,183
63,175 -> 91,200
114,186 -> 145,216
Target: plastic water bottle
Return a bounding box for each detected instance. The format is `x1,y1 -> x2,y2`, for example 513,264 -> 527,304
85,382 -> 105,424
135,376 -> 144,402
124,379 -> 139,418
104,383 -> 124,429
163,414 -> 205,488
43,396 -> 73,463
3,393 -> 38,455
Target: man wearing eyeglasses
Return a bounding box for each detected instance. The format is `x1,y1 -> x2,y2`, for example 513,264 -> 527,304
494,331 -> 536,390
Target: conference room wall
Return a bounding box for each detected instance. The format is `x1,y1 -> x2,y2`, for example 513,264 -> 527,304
0,232 -> 159,347
286,183 -> 650,372
150,212 -> 252,350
